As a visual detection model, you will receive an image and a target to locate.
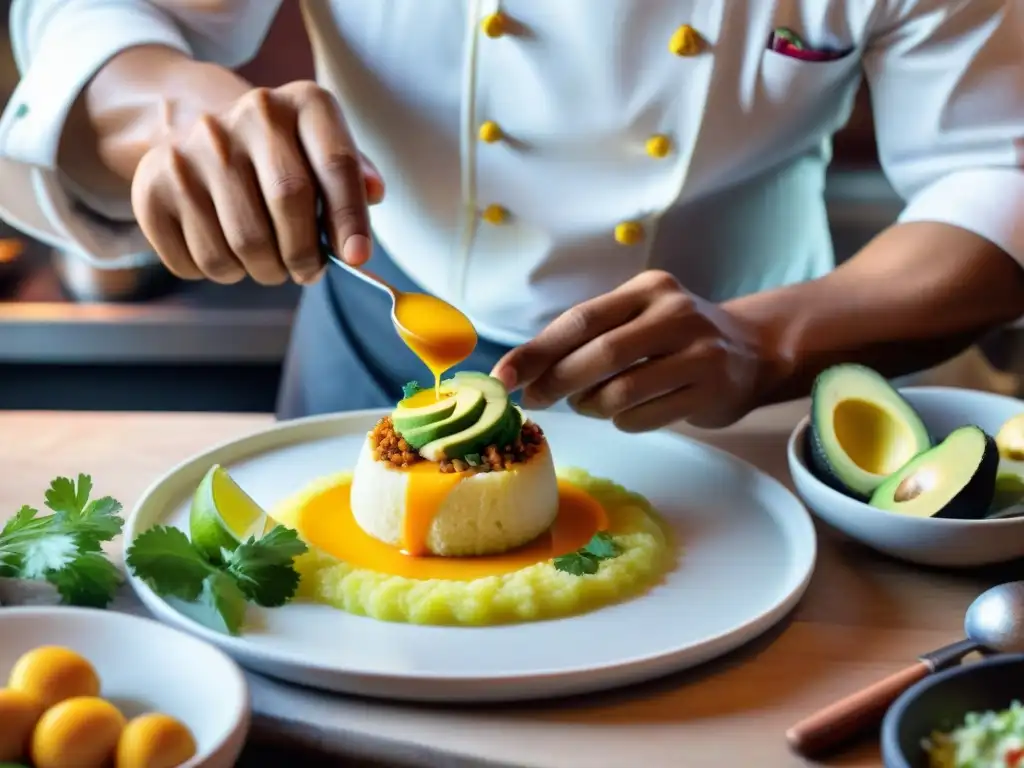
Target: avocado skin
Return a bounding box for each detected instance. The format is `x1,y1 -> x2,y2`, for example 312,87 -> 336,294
808,425 -> 870,502
806,364 -> 932,501
870,427 -> 999,520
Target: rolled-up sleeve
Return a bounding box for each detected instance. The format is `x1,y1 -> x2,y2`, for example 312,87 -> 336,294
863,0 -> 1024,264
0,0 -> 280,266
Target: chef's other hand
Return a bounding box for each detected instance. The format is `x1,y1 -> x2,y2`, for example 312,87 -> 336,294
491,270 -> 782,431
132,81 -> 385,286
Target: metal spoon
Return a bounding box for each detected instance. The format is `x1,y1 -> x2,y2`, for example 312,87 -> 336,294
317,229 -> 476,360
786,580 -> 1024,758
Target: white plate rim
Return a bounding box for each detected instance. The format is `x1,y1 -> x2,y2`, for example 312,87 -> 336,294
123,409 -> 818,695
0,605 -> 250,767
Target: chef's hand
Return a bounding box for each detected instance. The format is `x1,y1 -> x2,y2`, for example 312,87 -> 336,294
132,81 -> 384,286
491,271 -> 783,431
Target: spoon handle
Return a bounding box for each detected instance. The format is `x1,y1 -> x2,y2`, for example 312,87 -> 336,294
785,661 -> 931,757
317,223 -> 399,297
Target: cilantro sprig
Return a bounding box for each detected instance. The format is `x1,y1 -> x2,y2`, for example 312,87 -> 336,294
126,524 -> 307,636
401,380 -> 424,399
553,532 -> 622,576
0,474 -> 124,607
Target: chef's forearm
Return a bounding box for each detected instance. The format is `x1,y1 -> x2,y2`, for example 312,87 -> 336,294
57,45 -> 252,203
725,221 -> 1024,405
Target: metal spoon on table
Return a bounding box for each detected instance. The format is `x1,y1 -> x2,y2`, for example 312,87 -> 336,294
786,580 -> 1024,758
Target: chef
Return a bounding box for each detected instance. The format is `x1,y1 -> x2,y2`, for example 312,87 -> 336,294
0,0 -> 1022,429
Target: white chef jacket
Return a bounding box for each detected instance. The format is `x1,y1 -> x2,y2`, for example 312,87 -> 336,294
0,0 -> 1022,347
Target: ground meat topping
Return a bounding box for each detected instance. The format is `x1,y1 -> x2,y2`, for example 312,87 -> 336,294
439,420 -> 545,474
370,417 -> 422,467
369,417 -> 546,473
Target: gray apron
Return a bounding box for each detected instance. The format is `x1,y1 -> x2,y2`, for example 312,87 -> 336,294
276,243 -> 514,419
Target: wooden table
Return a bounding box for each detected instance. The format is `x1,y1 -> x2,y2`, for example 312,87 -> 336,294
2,405 -> 1018,768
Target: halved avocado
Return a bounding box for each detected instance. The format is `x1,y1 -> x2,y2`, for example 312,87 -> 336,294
868,425 -> 998,519
419,373 -> 511,461
809,364 -> 931,500
396,386 -> 486,450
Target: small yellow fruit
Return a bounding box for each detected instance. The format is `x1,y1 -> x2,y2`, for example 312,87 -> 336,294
8,646 -> 101,709
0,688 -> 44,761
31,696 -> 126,768
116,713 -> 198,768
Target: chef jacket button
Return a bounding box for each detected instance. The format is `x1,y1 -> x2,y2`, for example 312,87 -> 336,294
669,24 -> 703,56
481,12 -> 509,38
615,221 -> 644,245
646,134 -> 672,158
479,120 -> 503,143
482,204 -> 509,224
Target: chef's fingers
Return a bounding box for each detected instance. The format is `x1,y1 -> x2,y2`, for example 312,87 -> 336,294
134,144 -> 245,283
608,341 -> 726,432
492,283 -> 653,398
284,82 -> 372,266
132,148 -> 202,281
181,112 -> 287,285
523,309 -> 682,409
233,88 -> 321,284
166,146 -> 246,284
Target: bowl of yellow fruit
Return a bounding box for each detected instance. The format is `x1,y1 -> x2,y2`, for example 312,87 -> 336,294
0,606 -> 249,768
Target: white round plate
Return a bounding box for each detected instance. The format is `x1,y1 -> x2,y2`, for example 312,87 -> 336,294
0,607 -> 249,768
125,409 -> 816,703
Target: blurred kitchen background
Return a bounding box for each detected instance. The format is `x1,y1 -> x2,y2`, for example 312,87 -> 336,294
0,3 -> 1018,412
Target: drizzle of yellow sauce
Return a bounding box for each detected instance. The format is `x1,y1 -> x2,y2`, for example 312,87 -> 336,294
401,463 -> 466,556
391,292 -> 478,396
297,477 -> 608,581
399,388 -> 453,408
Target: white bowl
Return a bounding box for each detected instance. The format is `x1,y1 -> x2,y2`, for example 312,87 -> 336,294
787,386 -> 1024,568
0,607 -> 249,767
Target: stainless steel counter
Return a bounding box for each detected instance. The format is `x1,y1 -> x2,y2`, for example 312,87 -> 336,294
0,167 -> 905,366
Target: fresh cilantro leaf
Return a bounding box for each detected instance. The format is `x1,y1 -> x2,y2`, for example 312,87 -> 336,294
45,474 -> 92,516
552,533 -> 622,576
401,380 -> 423,399
1,477 -> 125,607
125,526 -> 216,601
581,532 -> 620,560
166,572 -> 247,636
553,552 -> 600,576
46,552 -> 123,608
225,525 -> 307,607
1,506 -> 41,538
19,533 -> 77,579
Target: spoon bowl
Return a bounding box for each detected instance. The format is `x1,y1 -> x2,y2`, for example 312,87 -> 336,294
321,243 -> 478,386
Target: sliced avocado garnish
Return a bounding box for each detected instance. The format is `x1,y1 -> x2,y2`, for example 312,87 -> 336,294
419,374 -> 511,461
392,385 -> 458,432
809,364 -> 931,500
869,425 -> 998,520
494,404 -> 524,449
396,386 -> 486,450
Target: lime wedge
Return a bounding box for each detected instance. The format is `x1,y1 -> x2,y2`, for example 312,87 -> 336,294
189,465 -> 267,562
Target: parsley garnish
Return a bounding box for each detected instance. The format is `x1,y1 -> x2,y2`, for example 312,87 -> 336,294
0,474 -> 124,607
125,524 -> 307,636
402,381 -> 423,399
552,532 -> 622,576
